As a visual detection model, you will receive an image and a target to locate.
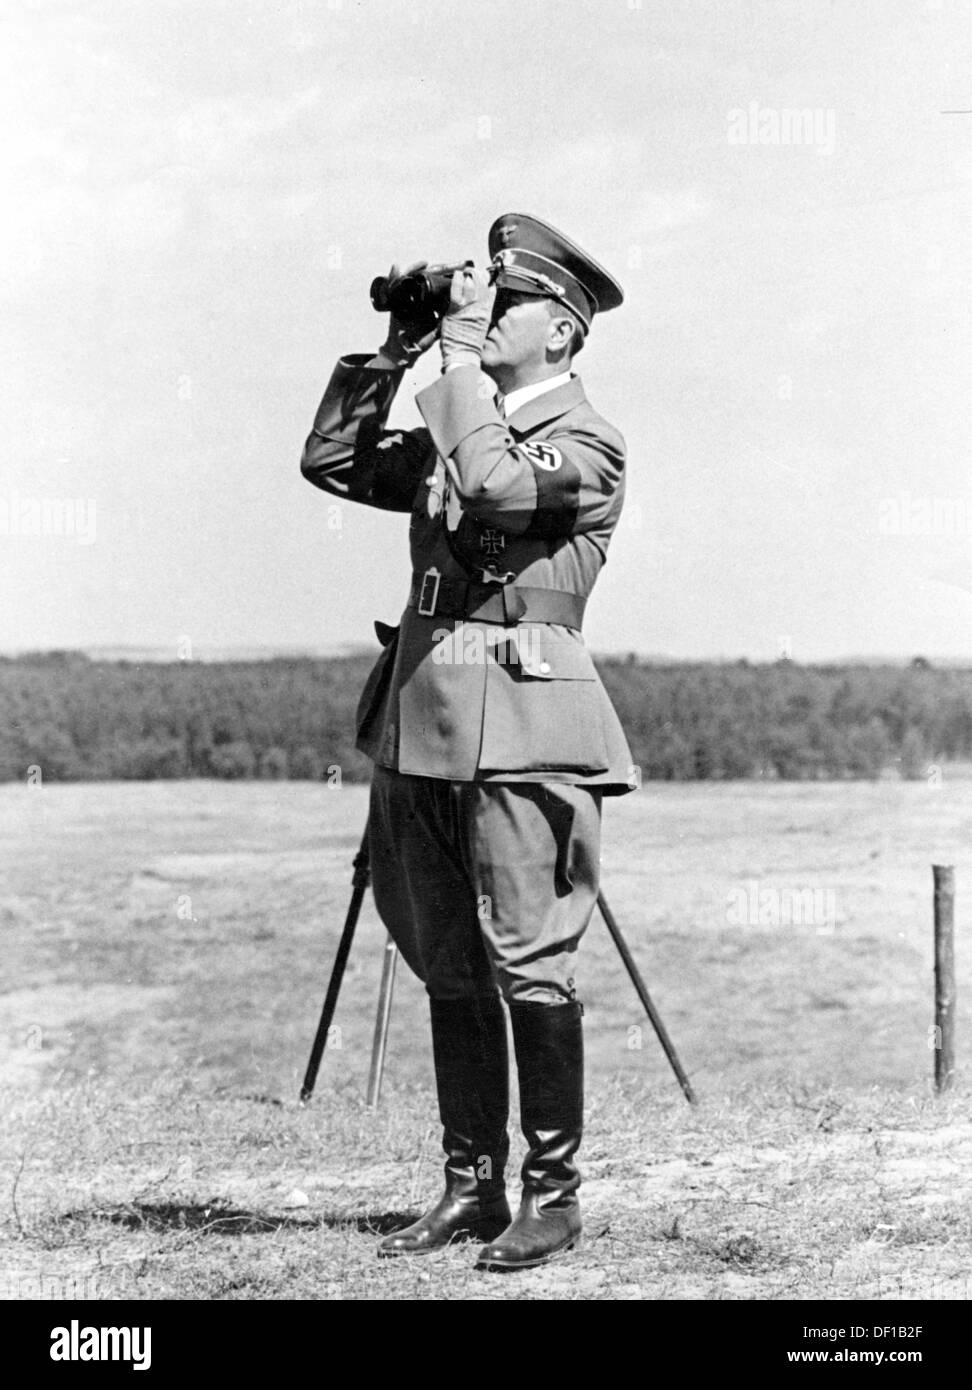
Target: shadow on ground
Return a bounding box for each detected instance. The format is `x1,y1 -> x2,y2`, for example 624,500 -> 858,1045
58,1200 -> 422,1238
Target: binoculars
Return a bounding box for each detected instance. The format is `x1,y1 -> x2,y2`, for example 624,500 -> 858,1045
369,263 -> 465,339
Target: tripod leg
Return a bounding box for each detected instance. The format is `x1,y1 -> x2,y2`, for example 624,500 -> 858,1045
597,890 -> 697,1105
366,936 -> 399,1109
300,826 -> 371,1104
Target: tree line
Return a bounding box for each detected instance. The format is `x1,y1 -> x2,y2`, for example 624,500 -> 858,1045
0,651 -> 968,783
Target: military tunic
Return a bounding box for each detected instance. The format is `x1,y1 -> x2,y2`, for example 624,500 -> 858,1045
302,356 -> 634,1000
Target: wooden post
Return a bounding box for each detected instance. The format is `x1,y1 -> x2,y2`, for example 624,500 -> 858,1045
933,865 -> 956,1093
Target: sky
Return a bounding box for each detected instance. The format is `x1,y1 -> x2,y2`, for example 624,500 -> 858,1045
2,0 -> 971,661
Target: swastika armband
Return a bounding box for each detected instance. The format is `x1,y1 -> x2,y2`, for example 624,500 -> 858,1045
518,442 -> 582,540
520,441 -> 564,471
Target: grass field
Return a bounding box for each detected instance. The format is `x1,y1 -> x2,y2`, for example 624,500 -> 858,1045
3,778 -> 971,1300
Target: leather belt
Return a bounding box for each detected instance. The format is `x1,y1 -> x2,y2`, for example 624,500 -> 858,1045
407,569 -> 586,630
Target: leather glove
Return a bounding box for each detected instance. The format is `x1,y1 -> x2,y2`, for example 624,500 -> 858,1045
440,263 -> 495,369
374,261 -> 441,367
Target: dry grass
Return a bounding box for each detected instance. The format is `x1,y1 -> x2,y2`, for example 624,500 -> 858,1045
3,779 -> 972,1299
4,1074 -> 972,1300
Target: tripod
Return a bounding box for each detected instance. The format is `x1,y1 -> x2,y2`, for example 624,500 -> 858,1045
301,822 -> 696,1107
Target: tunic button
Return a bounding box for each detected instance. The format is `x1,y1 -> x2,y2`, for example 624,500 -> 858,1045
539,661 -> 551,674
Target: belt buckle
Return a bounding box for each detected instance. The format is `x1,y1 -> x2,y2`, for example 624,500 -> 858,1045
417,566 -> 441,617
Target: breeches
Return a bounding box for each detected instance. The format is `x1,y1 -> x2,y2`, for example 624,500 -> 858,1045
368,766 -> 602,1004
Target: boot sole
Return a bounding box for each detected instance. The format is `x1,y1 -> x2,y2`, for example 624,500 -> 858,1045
378,1223 -> 510,1258
475,1234 -> 582,1272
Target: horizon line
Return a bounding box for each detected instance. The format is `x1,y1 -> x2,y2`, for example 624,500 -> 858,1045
1,644 -> 969,668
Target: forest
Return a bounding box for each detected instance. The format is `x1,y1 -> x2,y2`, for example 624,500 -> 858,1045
1,651 -> 969,783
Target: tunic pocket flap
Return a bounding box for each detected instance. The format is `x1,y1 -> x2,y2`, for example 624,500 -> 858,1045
516,637 -> 599,681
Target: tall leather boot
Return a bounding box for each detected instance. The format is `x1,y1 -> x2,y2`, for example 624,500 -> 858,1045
476,1000 -> 584,1271
378,994 -> 511,1256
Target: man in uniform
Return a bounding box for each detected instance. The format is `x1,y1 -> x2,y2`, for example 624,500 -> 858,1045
300,213 -> 634,1271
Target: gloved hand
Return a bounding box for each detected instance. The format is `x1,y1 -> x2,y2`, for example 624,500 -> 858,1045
440,263 -> 495,369
375,261 -> 442,367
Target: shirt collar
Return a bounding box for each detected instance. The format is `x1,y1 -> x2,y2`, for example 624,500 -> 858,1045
498,370 -> 574,420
